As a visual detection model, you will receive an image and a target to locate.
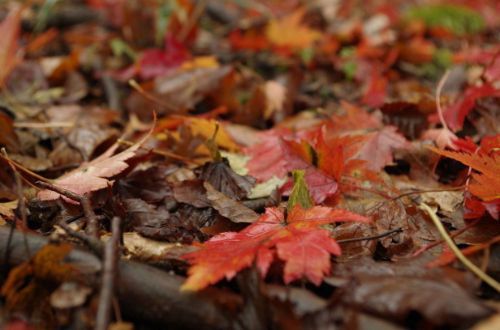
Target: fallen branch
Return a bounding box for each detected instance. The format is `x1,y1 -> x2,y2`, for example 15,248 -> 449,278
0,227 -> 240,329
57,221 -> 103,256
96,217 -> 121,330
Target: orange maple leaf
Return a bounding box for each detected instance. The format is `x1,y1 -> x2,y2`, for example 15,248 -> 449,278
430,147 -> 500,201
181,206 -> 369,291
265,9 -> 321,50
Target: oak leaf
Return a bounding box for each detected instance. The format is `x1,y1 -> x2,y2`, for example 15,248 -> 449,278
181,205 -> 369,291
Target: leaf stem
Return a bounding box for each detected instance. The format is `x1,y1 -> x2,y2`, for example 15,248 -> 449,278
435,69 -> 451,131
419,203 -> 500,292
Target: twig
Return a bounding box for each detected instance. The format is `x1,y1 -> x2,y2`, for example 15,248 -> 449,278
1,149 -> 31,259
117,139 -> 200,164
336,227 -> 403,244
128,79 -> 177,112
178,0 -> 208,42
412,219 -> 480,257
96,217 -> 121,330
57,221 -> 103,257
36,181 -> 99,237
13,121 -> 75,128
419,203 -> 500,292
366,186 -> 466,213
0,151 -> 51,184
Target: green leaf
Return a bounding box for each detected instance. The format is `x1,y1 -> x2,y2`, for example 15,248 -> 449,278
287,170 -> 313,212
406,4 -> 485,35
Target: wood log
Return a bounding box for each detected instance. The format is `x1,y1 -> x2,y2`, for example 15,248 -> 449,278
0,227 -> 241,329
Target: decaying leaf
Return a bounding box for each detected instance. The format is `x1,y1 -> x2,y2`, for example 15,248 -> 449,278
204,181 -> 259,223
341,276 -> 492,327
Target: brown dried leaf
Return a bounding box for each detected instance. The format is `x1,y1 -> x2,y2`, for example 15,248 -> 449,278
340,276 -> 492,327
197,159 -> 255,200
204,181 -> 259,223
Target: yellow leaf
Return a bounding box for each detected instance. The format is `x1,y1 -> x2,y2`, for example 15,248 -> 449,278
186,118 -> 240,151
266,10 -> 321,49
181,56 -> 219,70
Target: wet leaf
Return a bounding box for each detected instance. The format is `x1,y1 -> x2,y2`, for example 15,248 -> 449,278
341,276 -> 492,327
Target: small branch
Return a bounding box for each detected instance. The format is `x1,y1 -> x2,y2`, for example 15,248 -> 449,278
57,221 -> 103,257
1,149 -> 31,259
128,79 -> 177,112
336,228 -> 403,244
13,121 -> 75,128
96,217 -> 121,330
366,186 -> 466,213
102,74 -> 121,111
36,181 -> 99,237
419,203 -> 500,292
178,0 -> 208,42
412,219 -> 479,257
0,151 -> 51,184
117,139 -> 200,165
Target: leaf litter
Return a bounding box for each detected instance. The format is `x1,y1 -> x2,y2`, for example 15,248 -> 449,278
0,0 -> 499,329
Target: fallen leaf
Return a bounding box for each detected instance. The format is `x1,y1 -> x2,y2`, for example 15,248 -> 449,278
430,147 -> 500,202
340,276 -> 492,327
0,6 -> 22,86
204,181 -> 259,223
356,126 -> 409,171
38,128 -> 152,202
0,111 -> 19,151
442,83 -> 500,131
185,118 -> 240,151
197,159 -> 255,200
266,10 -> 321,50
121,232 -> 178,260
182,205 -> 369,291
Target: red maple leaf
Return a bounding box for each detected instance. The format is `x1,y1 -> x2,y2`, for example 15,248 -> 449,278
356,126 -> 409,171
430,137 -> 500,219
430,148 -> 500,202
181,206 -> 369,291
440,83 -> 500,131
431,135 -> 500,219
244,129 -> 338,203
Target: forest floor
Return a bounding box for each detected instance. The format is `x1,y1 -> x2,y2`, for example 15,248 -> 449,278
0,0 -> 499,329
